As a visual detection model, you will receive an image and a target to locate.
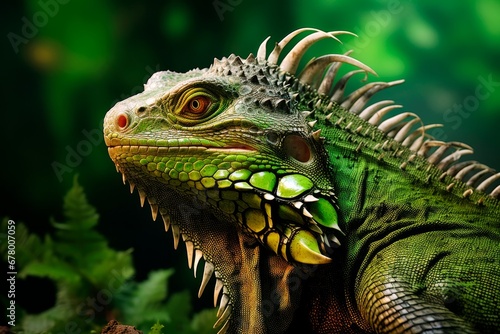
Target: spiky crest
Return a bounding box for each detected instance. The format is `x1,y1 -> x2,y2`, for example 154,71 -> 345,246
254,28 -> 500,201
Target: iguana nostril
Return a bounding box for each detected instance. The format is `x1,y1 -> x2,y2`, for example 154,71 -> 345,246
116,114 -> 128,129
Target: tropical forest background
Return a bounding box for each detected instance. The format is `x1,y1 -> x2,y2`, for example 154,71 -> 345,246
2,0 -> 500,331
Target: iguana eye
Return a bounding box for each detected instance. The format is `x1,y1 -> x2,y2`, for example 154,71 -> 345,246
176,87 -> 218,121
184,95 -> 211,115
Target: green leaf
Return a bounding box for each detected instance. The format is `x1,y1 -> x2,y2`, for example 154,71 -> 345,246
120,269 -> 175,326
55,175 -> 99,231
190,309 -> 218,334
134,269 -> 175,310
165,290 -> 192,320
3,177 -> 135,332
20,256 -> 81,283
0,218 -> 46,267
149,320 -> 165,334
20,303 -> 73,333
50,176 -> 109,268
3,177 -> 215,332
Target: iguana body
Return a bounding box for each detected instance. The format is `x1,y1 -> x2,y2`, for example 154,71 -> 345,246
104,29 -> 500,333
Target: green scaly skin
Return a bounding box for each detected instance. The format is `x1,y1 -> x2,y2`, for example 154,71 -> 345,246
104,29 -> 500,333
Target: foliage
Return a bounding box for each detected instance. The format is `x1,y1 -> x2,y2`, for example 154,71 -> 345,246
149,321 -> 165,334
0,176 -> 217,333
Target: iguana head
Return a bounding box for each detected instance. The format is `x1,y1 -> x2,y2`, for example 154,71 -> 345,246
105,58 -> 343,265
104,28 -> 369,332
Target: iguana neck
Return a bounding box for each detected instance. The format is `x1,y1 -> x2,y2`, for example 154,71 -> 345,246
306,102 -> 500,228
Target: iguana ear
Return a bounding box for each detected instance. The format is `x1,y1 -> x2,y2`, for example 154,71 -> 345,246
283,134 -> 312,163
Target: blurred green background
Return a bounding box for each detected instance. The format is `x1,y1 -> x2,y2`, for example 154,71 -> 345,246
3,0 -> 500,326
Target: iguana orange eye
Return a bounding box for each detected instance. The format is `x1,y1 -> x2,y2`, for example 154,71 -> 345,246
174,87 -> 224,125
183,96 -> 211,114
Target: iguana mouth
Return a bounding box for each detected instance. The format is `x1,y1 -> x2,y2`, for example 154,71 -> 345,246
206,144 -> 257,153
107,143 -> 256,158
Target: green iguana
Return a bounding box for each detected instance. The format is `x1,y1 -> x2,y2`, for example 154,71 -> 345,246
103,28 -> 500,333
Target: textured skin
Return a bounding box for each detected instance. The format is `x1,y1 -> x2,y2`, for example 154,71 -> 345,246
104,29 -> 500,333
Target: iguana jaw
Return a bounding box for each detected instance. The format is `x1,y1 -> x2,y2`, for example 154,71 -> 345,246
106,140 -> 340,266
